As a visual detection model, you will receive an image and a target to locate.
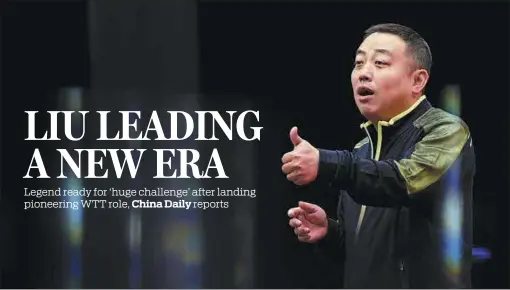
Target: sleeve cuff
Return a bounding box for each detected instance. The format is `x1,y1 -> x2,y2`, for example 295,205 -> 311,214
318,149 -> 340,185
318,149 -> 351,187
316,218 -> 341,249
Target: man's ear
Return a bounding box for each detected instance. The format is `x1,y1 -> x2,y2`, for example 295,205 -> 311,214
411,69 -> 429,95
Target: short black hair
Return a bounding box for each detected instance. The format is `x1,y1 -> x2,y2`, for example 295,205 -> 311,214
363,23 -> 432,75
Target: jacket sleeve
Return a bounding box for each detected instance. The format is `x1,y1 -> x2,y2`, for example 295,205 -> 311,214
314,192 -> 345,265
317,118 -> 473,207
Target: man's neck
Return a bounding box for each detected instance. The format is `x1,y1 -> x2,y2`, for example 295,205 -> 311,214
371,95 -> 425,124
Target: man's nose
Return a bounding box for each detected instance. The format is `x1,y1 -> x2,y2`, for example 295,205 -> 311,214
359,74 -> 371,82
358,64 -> 373,82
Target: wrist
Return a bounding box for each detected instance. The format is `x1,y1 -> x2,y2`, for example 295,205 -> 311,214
317,218 -> 339,245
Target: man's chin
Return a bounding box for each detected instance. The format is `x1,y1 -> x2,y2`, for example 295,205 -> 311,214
357,105 -> 379,122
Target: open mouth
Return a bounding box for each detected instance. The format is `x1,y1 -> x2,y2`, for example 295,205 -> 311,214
357,87 -> 375,96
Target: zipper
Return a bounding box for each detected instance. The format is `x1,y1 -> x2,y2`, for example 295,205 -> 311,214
400,260 -> 409,288
354,205 -> 366,239
355,123 -> 383,241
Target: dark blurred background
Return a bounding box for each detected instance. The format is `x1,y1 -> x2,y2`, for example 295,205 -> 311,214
1,0 -> 509,288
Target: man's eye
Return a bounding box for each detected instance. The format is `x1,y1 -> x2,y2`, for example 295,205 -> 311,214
375,61 -> 388,66
354,60 -> 364,67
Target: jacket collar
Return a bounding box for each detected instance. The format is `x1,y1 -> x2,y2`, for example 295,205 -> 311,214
359,95 -> 430,131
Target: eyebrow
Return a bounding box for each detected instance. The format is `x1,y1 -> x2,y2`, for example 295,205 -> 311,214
356,48 -> 392,56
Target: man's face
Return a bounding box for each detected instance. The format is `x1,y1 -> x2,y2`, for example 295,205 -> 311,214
351,32 -> 415,122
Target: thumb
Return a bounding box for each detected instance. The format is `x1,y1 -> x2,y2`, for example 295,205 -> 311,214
298,201 -> 318,214
290,126 -> 303,146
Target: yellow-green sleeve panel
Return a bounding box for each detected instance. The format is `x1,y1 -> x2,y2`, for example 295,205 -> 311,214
395,108 -> 470,194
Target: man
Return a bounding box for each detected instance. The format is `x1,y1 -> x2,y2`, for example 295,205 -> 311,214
282,23 -> 475,288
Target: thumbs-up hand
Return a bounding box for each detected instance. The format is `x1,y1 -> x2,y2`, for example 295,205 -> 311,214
281,126 -> 319,186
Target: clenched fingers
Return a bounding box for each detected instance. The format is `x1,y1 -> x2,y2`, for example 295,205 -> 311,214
281,162 -> 298,175
286,170 -> 301,182
281,152 -> 294,163
287,171 -> 306,185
